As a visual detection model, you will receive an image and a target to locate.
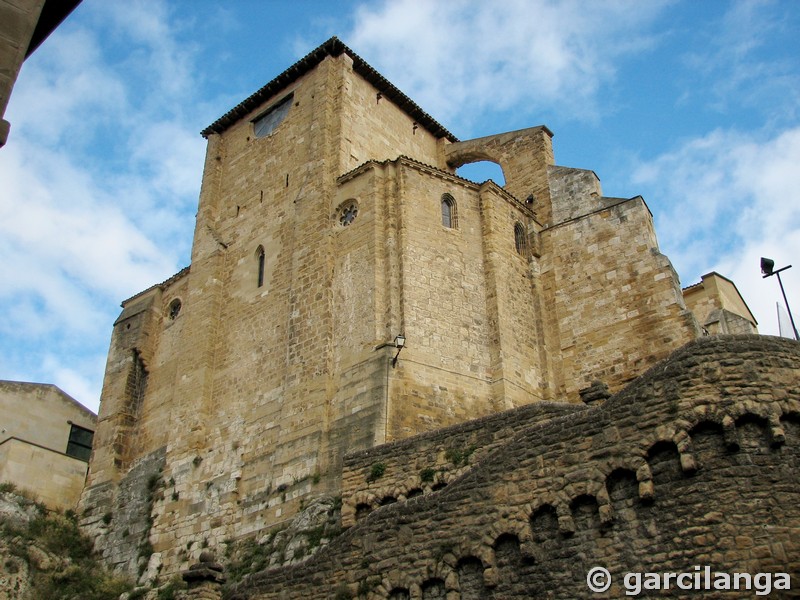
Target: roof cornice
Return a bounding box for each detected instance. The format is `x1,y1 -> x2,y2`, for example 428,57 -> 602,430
201,37 -> 458,142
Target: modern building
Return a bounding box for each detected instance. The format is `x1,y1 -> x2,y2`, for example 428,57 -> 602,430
0,379 -> 96,510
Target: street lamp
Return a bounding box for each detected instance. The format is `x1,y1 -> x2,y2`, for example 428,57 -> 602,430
391,334 -> 405,368
761,257 -> 799,340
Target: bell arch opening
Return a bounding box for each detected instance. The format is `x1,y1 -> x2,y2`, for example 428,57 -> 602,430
455,160 -> 506,186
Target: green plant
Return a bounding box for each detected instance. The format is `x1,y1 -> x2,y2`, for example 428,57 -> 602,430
102,511 -> 113,525
366,462 -> 386,482
138,539 -> 154,559
419,467 -> 436,482
147,474 -> 161,493
445,445 -> 476,467
157,576 -> 187,600
2,501 -> 135,600
29,514 -> 94,560
305,525 -> 326,549
0,481 -> 17,493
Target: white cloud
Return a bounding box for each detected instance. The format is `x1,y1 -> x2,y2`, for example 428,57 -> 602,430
631,126 -> 800,336
0,142 -> 174,302
347,0 -> 667,130
0,0 -> 205,410
43,354 -> 107,414
9,28 -> 128,147
679,0 -> 800,122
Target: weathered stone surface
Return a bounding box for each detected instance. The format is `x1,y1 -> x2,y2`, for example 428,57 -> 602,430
79,37 -> 760,585
224,336 -> 800,599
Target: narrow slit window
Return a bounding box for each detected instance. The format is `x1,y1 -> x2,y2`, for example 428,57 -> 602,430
126,350 -> 148,419
441,194 -> 457,228
256,246 -> 265,288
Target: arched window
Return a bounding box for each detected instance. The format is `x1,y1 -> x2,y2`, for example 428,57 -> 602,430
256,246 -> 265,287
167,298 -> 182,320
514,222 -> 527,255
441,193 -> 457,228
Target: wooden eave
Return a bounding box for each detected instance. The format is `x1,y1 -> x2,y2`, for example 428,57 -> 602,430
201,36 -> 458,142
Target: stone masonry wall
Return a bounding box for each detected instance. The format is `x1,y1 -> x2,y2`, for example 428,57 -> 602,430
82,49 -> 454,577
82,38 -> 748,585
340,401 -> 585,529
540,192 -> 699,400
224,335 -> 800,599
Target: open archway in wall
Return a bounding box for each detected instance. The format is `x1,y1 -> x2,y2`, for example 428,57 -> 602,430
456,160 -> 506,186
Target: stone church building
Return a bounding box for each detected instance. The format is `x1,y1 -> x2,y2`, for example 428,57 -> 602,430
79,37 -> 759,579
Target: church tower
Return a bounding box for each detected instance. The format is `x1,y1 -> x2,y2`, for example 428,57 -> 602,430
80,38 -> 705,577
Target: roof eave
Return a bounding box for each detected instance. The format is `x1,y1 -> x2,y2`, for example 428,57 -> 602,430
201,36 -> 457,143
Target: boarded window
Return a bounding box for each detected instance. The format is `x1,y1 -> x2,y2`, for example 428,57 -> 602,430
252,94 -> 293,138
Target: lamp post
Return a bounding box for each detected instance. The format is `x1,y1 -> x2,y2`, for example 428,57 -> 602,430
761,257 -> 799,340
391,334 -> 405,368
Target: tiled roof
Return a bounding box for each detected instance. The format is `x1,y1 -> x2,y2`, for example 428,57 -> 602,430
201,36 -> 457,142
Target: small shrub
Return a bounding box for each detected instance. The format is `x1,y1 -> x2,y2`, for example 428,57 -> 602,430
366,463 -> 386,482
305,525 -> 326,549
157,577 -> 187,600
147,474 -> 161,493
29,514 -> 94,560
419,467 -> 436,482
0,481 -> 17,493
102,512 -> 113,525
138,539 -> 154,559
445,445 -> 476,467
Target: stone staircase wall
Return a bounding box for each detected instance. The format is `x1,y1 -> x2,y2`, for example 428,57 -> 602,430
223,335 -> 800,599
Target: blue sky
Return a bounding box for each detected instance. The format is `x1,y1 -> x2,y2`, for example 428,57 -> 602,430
1,0 -> 798,413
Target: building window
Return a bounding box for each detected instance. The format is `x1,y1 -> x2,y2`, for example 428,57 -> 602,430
168,298 -> 182,320
125,349 -> 148,419
338,201 -> 359,226
441,194 -> 457,228
256,246 -> 265,287
252,94 -> 293,138
66,424 -> 94,462
514,222 -> 527,255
